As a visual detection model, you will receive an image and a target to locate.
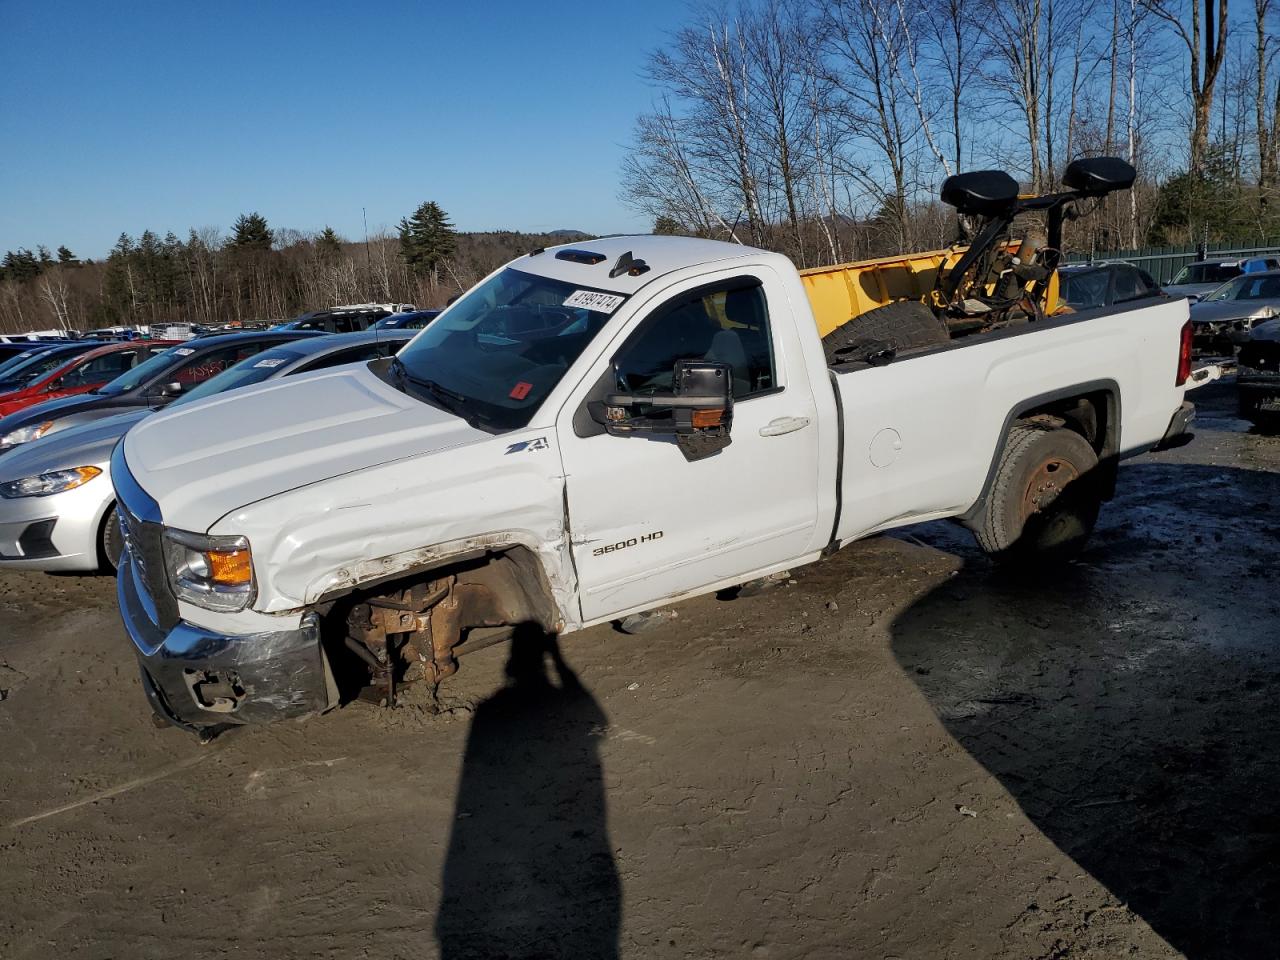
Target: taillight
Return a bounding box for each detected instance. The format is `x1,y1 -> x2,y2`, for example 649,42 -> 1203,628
1176,319 -> 1193,386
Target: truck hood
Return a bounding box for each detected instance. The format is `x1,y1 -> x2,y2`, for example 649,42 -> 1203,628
1163,282 -> 1221,300
122,362 -> 491,532
0,410 -> 147,479
1189,300 -> 1280,324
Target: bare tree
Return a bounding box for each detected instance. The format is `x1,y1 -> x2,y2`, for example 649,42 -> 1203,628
979,0 -> 1047,188
922,0 -> 981,170
1256,0 -> 1280,205
622,98 -> 745,240
37,270 -> 72,329
647,9 -> 768,245
742,1 -> 815,261
1144,0 -> 1230,174
823,0 -> 918,250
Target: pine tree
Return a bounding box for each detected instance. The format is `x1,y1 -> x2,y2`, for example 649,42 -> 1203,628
316,226 -> 343,261
2,249 -> 42,282
398,201 -> 456,279
103,233 -> 138,315
56,245 -> 79,265
37,245 -> 54,266
229,212 -> 274,251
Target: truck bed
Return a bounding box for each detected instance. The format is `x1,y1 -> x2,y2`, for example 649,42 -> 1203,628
800,242 -> 1056,339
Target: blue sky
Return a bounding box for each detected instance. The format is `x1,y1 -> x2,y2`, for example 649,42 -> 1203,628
0,0 -> 694,259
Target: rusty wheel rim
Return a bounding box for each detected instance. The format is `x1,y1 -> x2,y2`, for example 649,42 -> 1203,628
1020,456 -> 1080,522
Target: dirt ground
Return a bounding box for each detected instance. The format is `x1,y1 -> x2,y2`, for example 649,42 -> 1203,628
2,380 -> 1278,960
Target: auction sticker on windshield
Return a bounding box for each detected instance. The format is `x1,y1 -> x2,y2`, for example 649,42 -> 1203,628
564,290 -> 625,313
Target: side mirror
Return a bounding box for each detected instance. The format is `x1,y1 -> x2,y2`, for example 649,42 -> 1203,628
159,381 -> 184,399
1062,156 -> 1135,196
940,170 -> 1020,216
589,360 -> 734,461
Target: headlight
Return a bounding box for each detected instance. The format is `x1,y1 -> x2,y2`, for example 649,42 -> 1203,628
0,421 -> 55,450
162,528 -> 255,612
0,465 -> 101,498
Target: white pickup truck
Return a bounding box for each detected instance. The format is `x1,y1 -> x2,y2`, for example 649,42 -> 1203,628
112,163 -> 1195,736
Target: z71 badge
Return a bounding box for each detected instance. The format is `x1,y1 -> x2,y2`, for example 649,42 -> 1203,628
505,437 -> 549,454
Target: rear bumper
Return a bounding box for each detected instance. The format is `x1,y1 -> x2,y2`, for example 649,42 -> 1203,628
1152,401 -> 1196,451
117,550 -> 334,732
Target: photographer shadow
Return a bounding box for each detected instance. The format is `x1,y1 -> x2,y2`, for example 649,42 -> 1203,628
435,624 -> 620,960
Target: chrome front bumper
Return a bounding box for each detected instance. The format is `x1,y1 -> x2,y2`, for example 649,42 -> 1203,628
117,550 -> 335,732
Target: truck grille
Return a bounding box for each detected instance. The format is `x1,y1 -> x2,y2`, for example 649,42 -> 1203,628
111,444 -> 179,631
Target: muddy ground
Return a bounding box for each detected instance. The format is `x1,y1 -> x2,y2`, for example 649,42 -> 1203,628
1,380 -> 1278,960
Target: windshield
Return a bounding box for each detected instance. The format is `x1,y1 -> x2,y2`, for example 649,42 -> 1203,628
0,348 -> 79,390
392,268 -> 624,430
1059,269 -> 1108,309
1203,275 -> 1280,302
97,344 -> 188,394
170,347 -> 305,407
0,349 -> 48,380
1172,262 -> 1241,285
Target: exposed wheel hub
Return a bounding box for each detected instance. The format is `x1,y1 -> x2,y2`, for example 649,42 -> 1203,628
1020,456 -> 1080,521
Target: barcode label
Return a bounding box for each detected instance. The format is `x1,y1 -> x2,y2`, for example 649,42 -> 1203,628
564,290 -> 625,313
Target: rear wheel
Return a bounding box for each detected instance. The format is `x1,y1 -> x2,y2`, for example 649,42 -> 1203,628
974,425 -> 1101,562
99,505 -> 124,573
822,300 -> 949,364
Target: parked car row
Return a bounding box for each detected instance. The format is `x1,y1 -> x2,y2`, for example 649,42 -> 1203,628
0,300 -> 443,346
1164,255 -> 1280,303
1058,257 -> 1280,423
0,329 -> 414,572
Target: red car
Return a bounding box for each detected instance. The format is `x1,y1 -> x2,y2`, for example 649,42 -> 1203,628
0,340 -> 177,418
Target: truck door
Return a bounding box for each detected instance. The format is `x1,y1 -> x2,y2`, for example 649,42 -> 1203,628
557,268 -> 823,624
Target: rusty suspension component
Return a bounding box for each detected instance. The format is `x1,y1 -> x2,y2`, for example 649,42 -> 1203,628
343,570 -> 525,705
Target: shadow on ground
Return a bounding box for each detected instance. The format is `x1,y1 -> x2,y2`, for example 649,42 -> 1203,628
892,462 -> 1280,958
435,624 -> 620,960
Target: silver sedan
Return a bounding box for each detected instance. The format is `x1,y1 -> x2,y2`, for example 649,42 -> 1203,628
1188,270 -> 1280,354
0,330 -> 411,572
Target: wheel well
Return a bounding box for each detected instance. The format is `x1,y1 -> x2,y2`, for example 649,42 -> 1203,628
960,382 -> 1121,526
95,499 -> 120,570
319,544 -> 560,632
1014,388 -> 1117,460
317,545 -> 562,702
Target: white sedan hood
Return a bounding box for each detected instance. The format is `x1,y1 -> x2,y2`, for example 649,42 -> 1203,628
122,363 -> 489,531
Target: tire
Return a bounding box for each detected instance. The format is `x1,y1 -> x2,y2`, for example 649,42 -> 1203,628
822,300 -> 949,364
974,425 -> 1101,562
100,505 -> 124,573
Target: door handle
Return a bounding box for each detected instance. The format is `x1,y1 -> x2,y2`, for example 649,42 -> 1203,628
759,416 -> 811,437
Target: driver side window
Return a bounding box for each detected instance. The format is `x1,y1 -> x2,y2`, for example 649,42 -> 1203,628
613,281 -> 776,400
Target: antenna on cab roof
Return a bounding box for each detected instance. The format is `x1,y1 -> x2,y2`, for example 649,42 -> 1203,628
609,251 -> 651,279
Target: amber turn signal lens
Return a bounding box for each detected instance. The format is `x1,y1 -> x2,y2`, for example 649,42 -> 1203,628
206,549 -> 252,585
691,408 -> 725,429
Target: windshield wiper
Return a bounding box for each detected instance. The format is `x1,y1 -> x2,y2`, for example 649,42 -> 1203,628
389,357 -> 489,427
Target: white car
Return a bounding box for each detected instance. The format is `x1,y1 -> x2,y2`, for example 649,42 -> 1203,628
111,164 -> 1196,736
